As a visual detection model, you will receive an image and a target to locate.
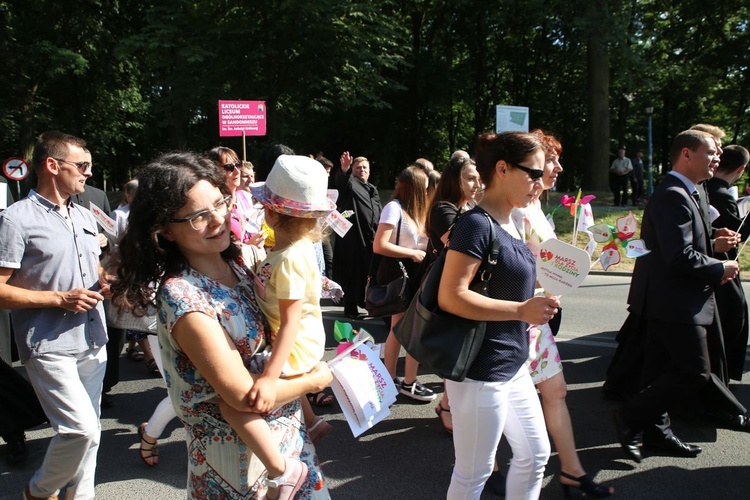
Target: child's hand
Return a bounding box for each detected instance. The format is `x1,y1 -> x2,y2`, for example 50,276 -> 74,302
248,376 -> 277,413
245,231 -> 266,248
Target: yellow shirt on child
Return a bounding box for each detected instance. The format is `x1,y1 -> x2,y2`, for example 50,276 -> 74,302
253,238 -> 325,376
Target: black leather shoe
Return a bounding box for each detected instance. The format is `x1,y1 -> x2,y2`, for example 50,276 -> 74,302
729,415 -> 750,432
643,436 -> 701,457
706,412 -> 750,433
613,411 -> 642,463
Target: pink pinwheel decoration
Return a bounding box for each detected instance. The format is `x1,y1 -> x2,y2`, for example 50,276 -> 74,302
560,195 -> 575,206
560,194 -> 596,207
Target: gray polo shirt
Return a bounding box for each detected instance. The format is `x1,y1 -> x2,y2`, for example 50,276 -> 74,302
0,190 -> 108,362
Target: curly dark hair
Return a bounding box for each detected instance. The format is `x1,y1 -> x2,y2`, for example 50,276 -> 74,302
111,151 -> 240,314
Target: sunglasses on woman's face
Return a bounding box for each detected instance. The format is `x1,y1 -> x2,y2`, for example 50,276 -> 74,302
222,160 -> 242,172
508,161 -> 545,180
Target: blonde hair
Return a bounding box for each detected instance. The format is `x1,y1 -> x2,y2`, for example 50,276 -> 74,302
271,213 -> 328,243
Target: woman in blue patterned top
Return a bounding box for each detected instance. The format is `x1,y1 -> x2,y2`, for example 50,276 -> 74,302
111,152 -> 332,500
438,132 -> 560,500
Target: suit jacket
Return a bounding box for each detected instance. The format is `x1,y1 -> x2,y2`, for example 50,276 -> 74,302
72,184 -> 111,214
628,174 -> 724,325
707,177 -> 750,255
706,177 -> 749,379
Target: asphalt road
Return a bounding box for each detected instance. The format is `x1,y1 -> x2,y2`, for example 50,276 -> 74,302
2,274 -> 750,499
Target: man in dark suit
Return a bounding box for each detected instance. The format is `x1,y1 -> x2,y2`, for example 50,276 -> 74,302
706,145 -> 750,381
614,130 -> 740,463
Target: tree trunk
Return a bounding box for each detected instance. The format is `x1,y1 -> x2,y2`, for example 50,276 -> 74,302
585,33 -> 610,191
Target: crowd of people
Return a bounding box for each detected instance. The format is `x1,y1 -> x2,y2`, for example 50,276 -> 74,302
0,125 -> 748,499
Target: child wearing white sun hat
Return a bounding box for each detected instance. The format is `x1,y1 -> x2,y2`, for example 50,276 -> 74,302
220,155 -> 336,479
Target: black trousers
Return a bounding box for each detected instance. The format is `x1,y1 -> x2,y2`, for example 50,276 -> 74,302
612,174 -> 630,206
620,319 -> 711,433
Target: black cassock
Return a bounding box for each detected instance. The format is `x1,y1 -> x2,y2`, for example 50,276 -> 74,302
706,177 -> 749,381
333,169 -> 382,314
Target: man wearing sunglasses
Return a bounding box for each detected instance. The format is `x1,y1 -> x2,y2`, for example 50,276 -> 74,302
0,131 -> 110,500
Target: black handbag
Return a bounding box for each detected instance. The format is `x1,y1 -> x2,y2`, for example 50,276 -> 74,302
364,214 -> 412,317
393,211 -> 499,381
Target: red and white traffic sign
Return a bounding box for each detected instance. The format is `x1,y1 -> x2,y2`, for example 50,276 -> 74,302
3,157 -> 29,181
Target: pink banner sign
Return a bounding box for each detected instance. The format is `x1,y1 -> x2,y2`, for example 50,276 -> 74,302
218,100 -> 266,137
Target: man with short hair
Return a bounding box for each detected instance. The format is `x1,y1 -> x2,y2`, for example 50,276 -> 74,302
610,148 -> 633,206
0,131 -> 109,500
614,130 -> 739,462
334,152 -> 382,318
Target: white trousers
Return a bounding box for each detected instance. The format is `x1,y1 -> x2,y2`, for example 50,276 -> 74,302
25,346 -> 106,500
144,335 -> 176,438
446,366 -> 549,500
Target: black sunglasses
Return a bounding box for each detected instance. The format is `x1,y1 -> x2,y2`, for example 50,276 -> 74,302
222,160 -> 242,172
508,161 -> 545,180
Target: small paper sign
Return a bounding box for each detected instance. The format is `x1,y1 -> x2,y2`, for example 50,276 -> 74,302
708,204 -> 720,223
589,223 -> 612,243
89,202 -> 117,236
615,212 -> 637,241
328,333 -> 397,438
326,210 -> 353,237
0,187 -> 6,209
625,239 -> 650,258
583,235 -> 597,257
536,238 -> 591,296
599,246 -> 622,271
738,197 -> 750,218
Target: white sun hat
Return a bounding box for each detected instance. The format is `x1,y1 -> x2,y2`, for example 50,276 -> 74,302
250,154 -> 336,218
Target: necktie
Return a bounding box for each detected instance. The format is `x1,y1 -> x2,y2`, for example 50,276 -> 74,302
692,190 -> 701,206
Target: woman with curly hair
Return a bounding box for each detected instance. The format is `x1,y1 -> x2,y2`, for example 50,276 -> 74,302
111,151 -> 331,499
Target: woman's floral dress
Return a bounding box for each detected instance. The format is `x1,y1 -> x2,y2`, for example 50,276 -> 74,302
157,259 -> 330,499
512,199 -> 564,384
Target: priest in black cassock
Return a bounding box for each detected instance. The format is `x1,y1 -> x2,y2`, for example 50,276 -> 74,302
334,152 -> 382,318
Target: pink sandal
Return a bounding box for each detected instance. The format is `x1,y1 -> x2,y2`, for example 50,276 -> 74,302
266,457 -> 308,500
307,416 -> 332,445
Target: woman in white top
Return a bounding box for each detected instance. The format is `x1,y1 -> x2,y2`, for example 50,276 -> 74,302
374,166 -> 435,401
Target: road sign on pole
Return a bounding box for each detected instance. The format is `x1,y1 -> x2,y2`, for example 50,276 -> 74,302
3,157 -> 29,200
2,157 -> 29,181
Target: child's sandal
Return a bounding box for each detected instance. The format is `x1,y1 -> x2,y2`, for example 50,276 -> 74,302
307,416 -> 332,445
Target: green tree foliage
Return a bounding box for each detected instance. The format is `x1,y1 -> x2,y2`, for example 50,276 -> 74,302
0,0 -> 748,194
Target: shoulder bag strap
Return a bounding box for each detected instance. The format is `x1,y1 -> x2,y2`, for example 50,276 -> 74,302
470,212 -> 500,293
